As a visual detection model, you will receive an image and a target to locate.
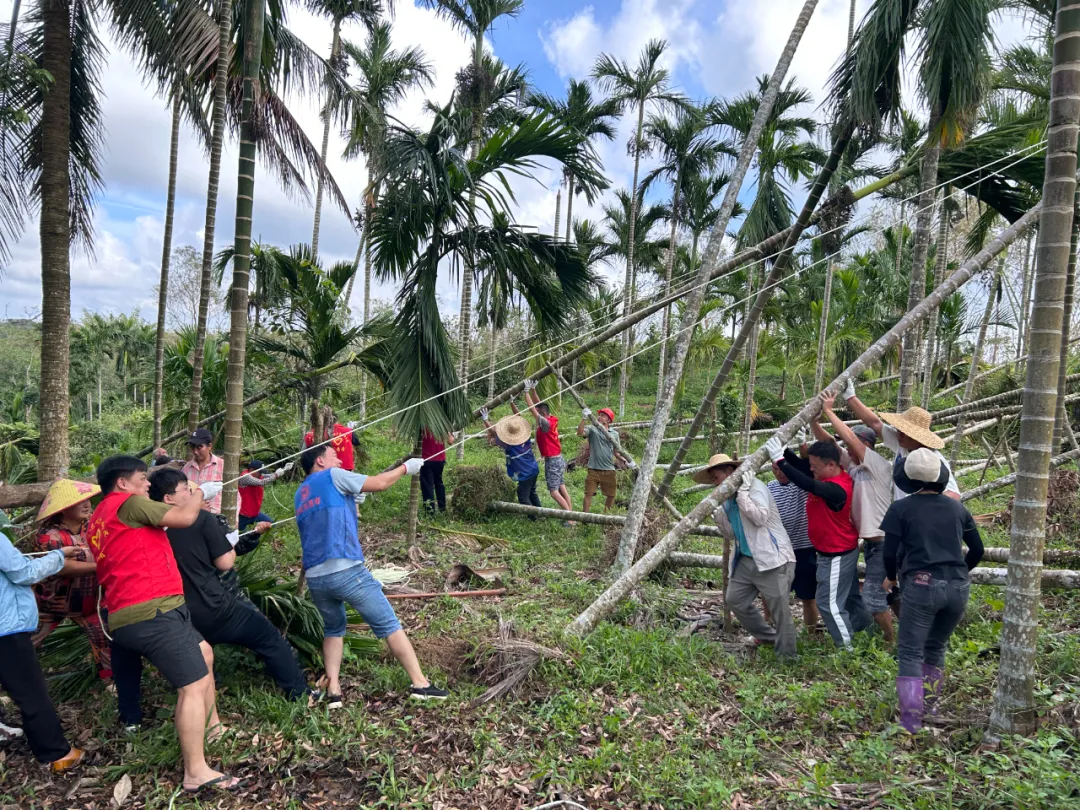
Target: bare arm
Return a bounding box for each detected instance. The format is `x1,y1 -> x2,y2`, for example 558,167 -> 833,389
577,419 -> 587,438
509,399 -> 520,415
845,394 -> 883,436
159,492 -> 206,529
59,559 -> 97,577
821,392 -> 865,465
213,549 -> 237,571
524,390 -> 544,422
361,465 -> 408,492
809,419 -> 832,444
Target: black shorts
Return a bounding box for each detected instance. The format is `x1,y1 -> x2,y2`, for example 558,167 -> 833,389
792,548 -> 818,601
110,605 -> 208,689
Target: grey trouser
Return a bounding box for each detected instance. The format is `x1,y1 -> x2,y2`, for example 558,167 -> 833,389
816,548 -> 873,649
726,556 -> 797,658
862,539 -> 889,615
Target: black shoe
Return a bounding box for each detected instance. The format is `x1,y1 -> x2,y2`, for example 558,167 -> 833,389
410,684 -> 449,701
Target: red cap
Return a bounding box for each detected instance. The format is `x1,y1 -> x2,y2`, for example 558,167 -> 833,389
598,408 -> 616,423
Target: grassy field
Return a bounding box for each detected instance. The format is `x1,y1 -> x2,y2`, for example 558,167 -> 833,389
3,378 -> 1080,809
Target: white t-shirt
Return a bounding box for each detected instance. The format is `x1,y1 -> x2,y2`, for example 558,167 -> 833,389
840,446 -> 894,540
881,424 -> 961,500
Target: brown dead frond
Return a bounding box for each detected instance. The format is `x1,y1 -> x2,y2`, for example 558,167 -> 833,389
471,619 -> 566,705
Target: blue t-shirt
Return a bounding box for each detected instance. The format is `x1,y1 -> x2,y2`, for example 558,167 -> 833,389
497,439 -> 539,482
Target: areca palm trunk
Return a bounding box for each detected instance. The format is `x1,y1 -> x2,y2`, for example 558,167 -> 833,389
921,190 -> 950,409
565,176 -> 575,242
220,0 -> 267,526
406,435 -> 423,543
618,99 -> 647,418
813,260 -> 836,392
989,3 -> 1080,737
153,94 -> 182,449
1017,231 -> 1034,366
188,0 -> 232,432
1053,188 -> 1080,448
38,0 -> 73,480
897,106 -> 944,411
311,19 -> 342,257
552,184 -> 562,242
656,178 -> 682,400
611,0 -> 820,573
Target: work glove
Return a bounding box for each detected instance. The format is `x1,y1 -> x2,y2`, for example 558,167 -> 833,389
842,378 -> 856,402
198,481 -> 223,501
404,457 -> 424,476
346,421 -> 359,429
796,426 -> 809,446
738,473 -> 754,493
625,458 -> 638,470
523,379 -> 536,391
582,407 -> 592,418
356,492 -> 367,504
283,461 -> 295,472
479,407 -> 490,421
763,437 -> 785,463
226,530 -> 240,548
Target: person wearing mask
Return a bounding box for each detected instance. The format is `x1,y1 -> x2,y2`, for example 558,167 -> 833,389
31,480 -> 112,679
296,445 -> 447,707
515,380 -> 573,517
419,430 -> 454,513
0,530 -> 84,772
87,455 -> 238,794
181,429 -> 224,514
814,391 -> 897,643
577,407 -> 633,514
480,409 -> 542,515
882,448 -> 984,732
766,450 -> 819,634
237,458 -> 293,530
152,448 -> 174,467
765,436 -> 872,650
303,414 -> 361,472
696,455 -> 798,657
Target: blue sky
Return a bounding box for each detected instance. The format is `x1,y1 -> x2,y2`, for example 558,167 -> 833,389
0,0 -> 1030,324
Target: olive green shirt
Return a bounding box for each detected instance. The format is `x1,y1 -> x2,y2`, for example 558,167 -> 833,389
107,496 -> 185,630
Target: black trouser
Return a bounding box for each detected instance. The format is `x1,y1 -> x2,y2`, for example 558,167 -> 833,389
420,460 -> 447,512
516,474 -> 541,518
0,632 -> 70,762
111,641 -> 144,726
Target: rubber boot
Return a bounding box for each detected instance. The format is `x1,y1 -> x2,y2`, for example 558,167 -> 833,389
922,664 -> 944,717
896,676 -> 924,733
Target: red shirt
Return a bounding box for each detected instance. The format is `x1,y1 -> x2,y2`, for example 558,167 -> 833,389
86,492 -> 185,614
535,414 -> 562,458
805,470 -> 859,554
239,476 -> 264,518
421,431 -> 446,462
304,424 -> 355,470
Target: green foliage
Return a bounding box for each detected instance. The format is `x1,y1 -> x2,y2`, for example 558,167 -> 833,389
448,464 -> 514,520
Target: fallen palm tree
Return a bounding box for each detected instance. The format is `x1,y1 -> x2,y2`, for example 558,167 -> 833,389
487,501 -> 724,538
961,448 -> 1080,502
933,374 -> 1080,421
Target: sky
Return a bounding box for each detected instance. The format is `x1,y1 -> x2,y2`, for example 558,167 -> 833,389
0,0 -> 1035,325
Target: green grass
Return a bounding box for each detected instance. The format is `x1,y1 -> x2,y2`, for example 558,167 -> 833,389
4,375 -> 1080,808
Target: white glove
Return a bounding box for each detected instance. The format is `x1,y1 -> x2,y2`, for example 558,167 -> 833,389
582,407 -> 592,418
283,461 -> 295,472
479,407 -> 490,421
738,473 -> 754,493
523,379 -> 536,391
763,437 -> 785,463
842,378 -> 856,402
796,426 -> 809,445
404,457 -> 424,476
226,530 -> 240,548
198,481 -> 223,500
447,431 -> 457,443
625,458 -> 637,470
346,421 -> 359,429
356,492 -> 367,504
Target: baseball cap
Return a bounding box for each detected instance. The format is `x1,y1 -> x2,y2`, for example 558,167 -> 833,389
186,428 -> 213,445
893,447 -> 949,494
852,425 -> 877,448
246,458 -> 265,470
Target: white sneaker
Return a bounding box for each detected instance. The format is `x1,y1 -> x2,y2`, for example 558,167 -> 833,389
0,720 -> 24,741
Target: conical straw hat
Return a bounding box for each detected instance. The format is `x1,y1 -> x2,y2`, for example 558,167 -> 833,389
36,479 -> 101,522
878,406 -> 944,450
494,414 -> 532,446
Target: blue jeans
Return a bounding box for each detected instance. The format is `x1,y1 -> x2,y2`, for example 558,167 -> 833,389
896,573 -> 969,677
307,564 -> 402,639
239,511 -> 272,531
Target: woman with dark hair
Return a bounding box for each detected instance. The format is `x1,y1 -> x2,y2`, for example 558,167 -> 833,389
881,448 -> 985,732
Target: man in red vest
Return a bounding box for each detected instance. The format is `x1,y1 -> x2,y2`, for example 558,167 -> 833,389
765,437 -> 872,650
303,414 -> 360,471
514,380 -> 572,515
87,456 -> 240,794
237,458 -> 293,530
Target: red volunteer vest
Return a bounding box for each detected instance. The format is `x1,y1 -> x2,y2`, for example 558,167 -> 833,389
303,424 -> 355,470
239,478 -> 264,518
805,470 -> 859,554
86,492 -> 184,614
535,414 -> 562,458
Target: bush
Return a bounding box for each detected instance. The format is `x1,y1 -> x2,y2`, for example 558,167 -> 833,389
449,465 -> 515,520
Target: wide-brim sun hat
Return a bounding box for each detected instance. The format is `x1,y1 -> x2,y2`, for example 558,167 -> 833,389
494,414 -> 532,446
893,447 -> 950,494
692,453 -> 740,484
37,479 -> 101,522
878,406 -> 945,450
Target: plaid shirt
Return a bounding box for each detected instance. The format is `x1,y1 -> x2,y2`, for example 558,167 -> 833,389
34,522 -> 98,616
182,454 -> 224,513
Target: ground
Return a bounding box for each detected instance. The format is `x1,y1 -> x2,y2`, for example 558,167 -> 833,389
2,378 -> 1080,809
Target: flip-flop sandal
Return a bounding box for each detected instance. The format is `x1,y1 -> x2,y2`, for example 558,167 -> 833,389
183,775 -> 245,794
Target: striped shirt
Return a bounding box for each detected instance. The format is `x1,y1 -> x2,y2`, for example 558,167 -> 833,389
767,479 -> 811,551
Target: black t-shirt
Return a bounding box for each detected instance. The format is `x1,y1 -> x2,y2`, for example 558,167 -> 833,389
880,493 -> 984,581
166,510 -> 239,629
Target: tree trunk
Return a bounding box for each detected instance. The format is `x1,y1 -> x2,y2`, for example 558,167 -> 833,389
153,94 -> 182,449
359,189 -> 375,420
656,179 -> 682,401
188,0 -> 232,432
950,256 -> 1003,467
406,436 -> 422,543
618,100 -> 647,418
608,0 -> 822,574
568,201 -> 1039,637
897,107 -> 944,410
220,0 -> 266,527
311,19 -> 341,257
656,124 -> 851,499
565,176 -> 575,242
989,10 -> 1080,738
37,0 -> 73,481
740,263 -> 758,454
814,260 -> 836,393
1054,189 -> 1080,446
1017,230 -> 1034,367
921,189 -> 950,409
552,184 -> 562,242
487,326 -> 499,401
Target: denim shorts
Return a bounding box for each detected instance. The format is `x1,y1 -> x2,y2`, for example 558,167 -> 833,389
543,455 -> 567,492
307,563 -> 402,639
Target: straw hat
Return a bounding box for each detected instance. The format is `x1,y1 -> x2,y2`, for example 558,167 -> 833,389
37,479 -> 101,522
692,453 -> 740,484
494,414 -> 532,446
878,406 -> 944,450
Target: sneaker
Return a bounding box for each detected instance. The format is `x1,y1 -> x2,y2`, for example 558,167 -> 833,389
122,723 -> 141,734
410,684 -> 449,701
0,720 -> 24,741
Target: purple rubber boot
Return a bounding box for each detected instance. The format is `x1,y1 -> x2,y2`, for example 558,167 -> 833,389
922,664 -> 944,717
896,676 -> 924,733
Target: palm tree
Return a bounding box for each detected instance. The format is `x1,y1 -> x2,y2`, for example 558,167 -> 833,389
153,92 -> 181,448
592,38 -> 686,416
368,105 -> 601,541
307,0 -> 380,256
418,0 -> 524,454
600,188 -> 668,300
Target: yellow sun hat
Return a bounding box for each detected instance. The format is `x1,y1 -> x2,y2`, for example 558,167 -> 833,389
36,479 -> 101,523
